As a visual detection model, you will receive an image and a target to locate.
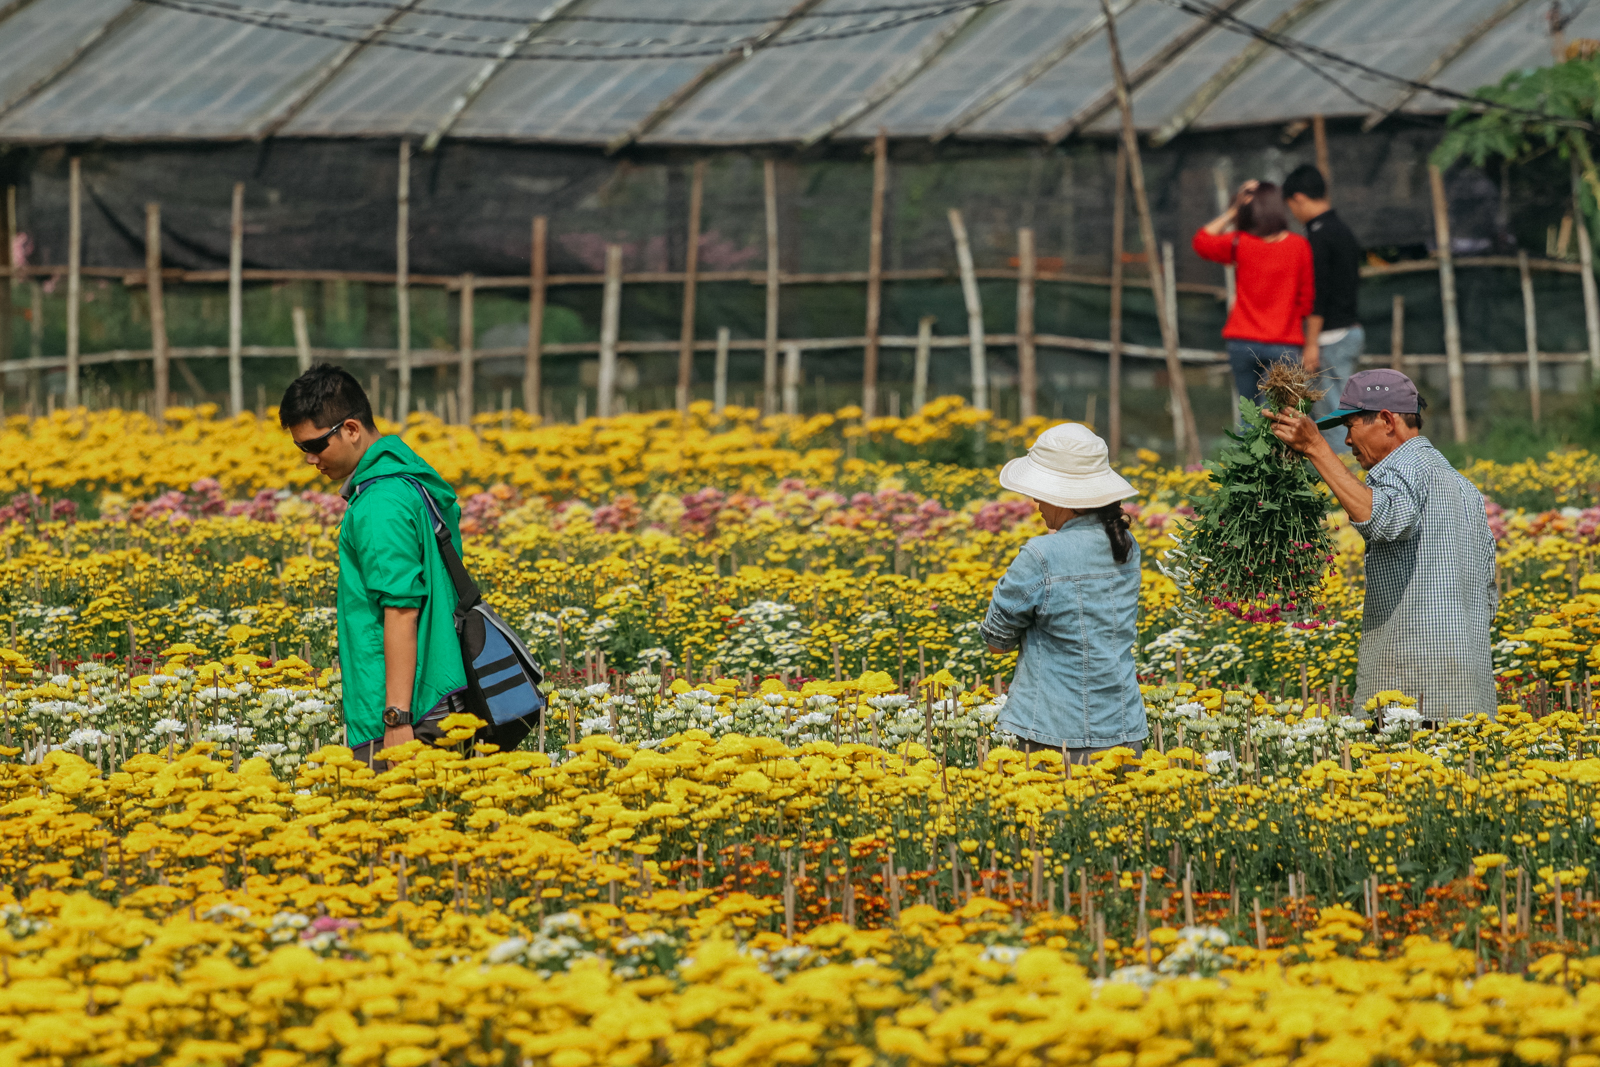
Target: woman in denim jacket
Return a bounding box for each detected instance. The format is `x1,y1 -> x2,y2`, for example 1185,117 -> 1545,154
981,423 -> 1147,762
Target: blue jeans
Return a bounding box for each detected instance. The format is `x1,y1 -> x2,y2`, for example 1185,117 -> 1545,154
1310,326 -> 1365,453
1226,340 -> 1301,406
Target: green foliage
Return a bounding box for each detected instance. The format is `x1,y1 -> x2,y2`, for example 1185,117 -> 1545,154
1432,56 -> 1600,226
1163,397 -> 1334,626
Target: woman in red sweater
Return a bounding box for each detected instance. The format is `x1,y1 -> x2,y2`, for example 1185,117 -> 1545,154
1192,180 -> 1314,405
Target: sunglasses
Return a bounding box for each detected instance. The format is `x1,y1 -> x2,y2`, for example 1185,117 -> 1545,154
293,421 -> 348,455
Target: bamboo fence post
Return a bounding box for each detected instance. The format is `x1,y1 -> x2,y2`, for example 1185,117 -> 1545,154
713,325 -> 730,410
1102,0 -> 1198,465
1313,114 -> 1330,187
1427,164 -> 1468,443
526,216 -> 546,417
146,203 -> 169,424
0,185 -> 12,371
396,139 -> 412,419
598,244 -> 622,418
863,130 -> 887,417
1109,142 -> 1127,462
291,307 -> 312,372
1162,240 -> 1185,456
1574,159 -> 1600,382
228,182 -> 244,416
948,208 -> 988,411
1212,163 -> 1236,311
66,157 -> 81,408
1390,294 -> 1405,370
677,162 -> 704,414
912,314 -> 933,412
458,272 -> 475,424
783,341 -> 801,415
1519,250 -> 1541,425
1017,227 -> 1037,420
764,158 -> 780,416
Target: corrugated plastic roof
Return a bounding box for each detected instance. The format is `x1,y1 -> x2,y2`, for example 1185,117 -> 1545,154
0,0 -> 1571,145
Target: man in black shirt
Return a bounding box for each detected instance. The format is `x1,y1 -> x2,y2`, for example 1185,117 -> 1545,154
1284,163 -> 1364,450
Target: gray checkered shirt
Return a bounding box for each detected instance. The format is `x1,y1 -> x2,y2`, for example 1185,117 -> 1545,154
1348,436 -> 1498,720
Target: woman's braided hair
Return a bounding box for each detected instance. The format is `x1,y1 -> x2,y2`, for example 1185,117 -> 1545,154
1090,500 -> 1133,564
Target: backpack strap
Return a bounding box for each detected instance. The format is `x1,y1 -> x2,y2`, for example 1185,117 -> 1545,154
353,475 -> 481,613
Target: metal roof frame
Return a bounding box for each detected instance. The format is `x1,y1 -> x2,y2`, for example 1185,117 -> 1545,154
0,0 -> 142,121
1360,0 -> 1534,131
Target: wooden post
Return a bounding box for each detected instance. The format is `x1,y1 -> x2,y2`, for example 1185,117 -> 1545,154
1017,227 -> 1037,420
863,131 -> 887,417
1162,240 -> 1185,456
396,139 -> 412,419
1520,250 -> 1541,425
783,342 -> 801,415
1212,163 -> 1236,311
713,325 -> 730,410
912,314 -> 933,412
1109,142 -> 1127,462
763,158 -> 780,416
458,273 -> 475,424
146,203 -> 169,424
0,185 -> 12,371
1574,159 -> 1600,382
291,306 -> 312,372
948,208 -> 988,411
1390,294 -> 1405,371
1313,114 -> 1330,188
677,161 -> 704,414
66,158 -> 81,408
228,182 -> 245,415
1427,164 -> 1467,443
597,244 -> 622,418
526,215 -> 546,418
1102,0 -> 1199,465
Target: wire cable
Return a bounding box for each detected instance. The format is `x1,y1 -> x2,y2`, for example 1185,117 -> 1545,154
132,0 -> 1007,57
260,0 -> 983,28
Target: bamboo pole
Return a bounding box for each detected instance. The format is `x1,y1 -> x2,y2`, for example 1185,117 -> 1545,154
1212,163 -> 1236,311
863,131 -> 887,417
912,314 -> 933,412
764,159 -> 780,416
783,341 -> 801,415
1520,250 -> 1540,424
1427,164 -> 1468,442
66,158 -> 81,408
291,307 -> 312,372
1313,114 -> 1330,188
146,203 -> 168,424
1162,240 -> 1185,456
1102,0 -> 1198,465
677,162 -> 703,414
228,183 -> 243,415
1017,227 -> 1037,420
526,215 -> 546,418
713,325 -> 729,410
0,185 -> 12,372
396,140 -> 412,419
1390,294 -> 1405,370
597,244 -> 622,418
1574,159 -> 1600,382
458,272 -> 475,424
948,208 -> 988,411
1109,142 -> 1127,462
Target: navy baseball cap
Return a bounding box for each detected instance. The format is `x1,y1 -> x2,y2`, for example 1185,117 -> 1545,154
1315,369 -> 1421,429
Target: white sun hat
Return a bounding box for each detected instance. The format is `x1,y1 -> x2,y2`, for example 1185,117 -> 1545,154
998,423 -> 1136,509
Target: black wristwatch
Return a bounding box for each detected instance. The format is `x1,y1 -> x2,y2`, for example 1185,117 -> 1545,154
383,706 -> 410,728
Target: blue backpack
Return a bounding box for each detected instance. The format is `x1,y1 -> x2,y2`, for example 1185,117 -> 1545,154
356,476 -> 546,729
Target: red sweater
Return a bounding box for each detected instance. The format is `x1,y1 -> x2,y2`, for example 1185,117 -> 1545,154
1192,229 -> 1315,345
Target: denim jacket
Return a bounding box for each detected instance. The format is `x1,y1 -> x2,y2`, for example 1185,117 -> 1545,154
979,515 -> 1147,749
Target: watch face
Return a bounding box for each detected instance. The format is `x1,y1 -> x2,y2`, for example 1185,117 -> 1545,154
384,709 -> 404,727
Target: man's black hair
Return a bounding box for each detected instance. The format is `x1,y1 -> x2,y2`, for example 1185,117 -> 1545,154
1282,164 -> 1327,202
278,363 -> 376,431
1354,398 -> 1425,432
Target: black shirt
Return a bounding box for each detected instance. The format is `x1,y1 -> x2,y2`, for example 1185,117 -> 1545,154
1304,209 -> 1362,331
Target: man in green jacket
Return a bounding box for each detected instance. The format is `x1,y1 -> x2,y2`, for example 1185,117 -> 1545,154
279,364 -> 478,765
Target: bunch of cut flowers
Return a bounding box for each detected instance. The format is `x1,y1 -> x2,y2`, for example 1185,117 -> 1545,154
1162,363 -> 1335,627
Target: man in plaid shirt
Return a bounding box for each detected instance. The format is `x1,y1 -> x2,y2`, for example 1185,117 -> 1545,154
1267,369 -> 1497,720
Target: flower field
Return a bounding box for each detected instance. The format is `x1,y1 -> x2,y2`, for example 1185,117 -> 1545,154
7,403 -> 1600,1064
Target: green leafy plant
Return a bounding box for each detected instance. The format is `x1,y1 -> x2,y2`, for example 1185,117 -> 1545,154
1162,365 -> 1334,627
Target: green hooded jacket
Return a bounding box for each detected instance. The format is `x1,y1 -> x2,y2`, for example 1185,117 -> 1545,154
337,436 -> 466,746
